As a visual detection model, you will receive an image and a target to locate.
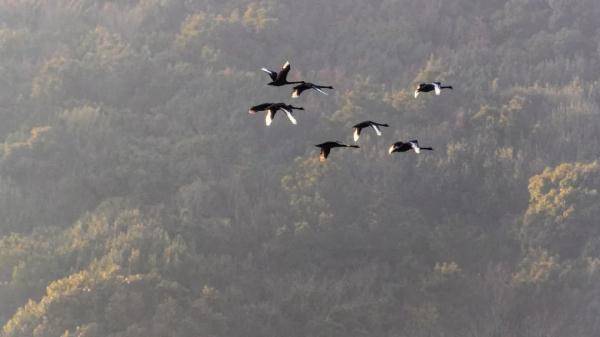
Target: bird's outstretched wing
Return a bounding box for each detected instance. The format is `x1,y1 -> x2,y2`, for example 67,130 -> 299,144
371,124 -> 382,136
409,141 -> 420,153
320,148 -> 330,161
292,83 -> 307,97
278,61 -> 291,81
282,108 -> 297,125
312,86 -> 329,95
353,128 -> 361,142
265,110 -> 275,126
261,68 -> 277,81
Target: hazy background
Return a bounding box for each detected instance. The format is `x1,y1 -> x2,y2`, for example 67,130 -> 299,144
1,0 -> 600,336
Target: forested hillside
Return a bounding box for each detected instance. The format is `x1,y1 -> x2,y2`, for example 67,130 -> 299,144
1,0 -> 599,336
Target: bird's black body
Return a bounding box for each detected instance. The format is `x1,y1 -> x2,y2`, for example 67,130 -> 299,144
262,61 -> 304,86
352,121 -> 389,141
315,141 -> 359,161
417,83 -> 436,93
292,82 -> 334,97
389,140 -> 433,154
249,102 -> 304,126
267,103 -> 304,114
388,142 -> 413,153
415,82 -> 453,97
248,103 -> 275,114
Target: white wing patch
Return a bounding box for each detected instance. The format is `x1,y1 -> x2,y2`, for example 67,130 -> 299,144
265,110 -> 274,126
388,145 -> 396,154
283,108 -> 297,125
261,68 -> 275,75
410,141 -> 420,153
434,83 -> 441,95
292,90 -> 300,98
371,124 -> 382,136
313,87 -> 329,95
414,90 -> 420,98
353,128 -> 360,142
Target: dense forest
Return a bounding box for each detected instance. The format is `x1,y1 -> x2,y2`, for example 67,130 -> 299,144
0,0 -> 599,336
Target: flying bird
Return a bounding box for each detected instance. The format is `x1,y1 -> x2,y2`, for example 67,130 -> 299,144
388,140 -> 433,154
414,82 -> 453,98
352,121 -> 390,142
261,61 -> 304,86
315,141 -> 359,161
292,82 -> 334,98
249,103 -> 303,126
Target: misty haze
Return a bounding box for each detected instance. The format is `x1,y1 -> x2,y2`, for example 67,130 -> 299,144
1,1 -> 599,336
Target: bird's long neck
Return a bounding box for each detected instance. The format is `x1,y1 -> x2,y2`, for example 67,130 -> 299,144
315,85 -> 333,89
287,81 -> 304,84
421,147 -> 434,151
441,86 -> 453,89
347,145 -> 360,148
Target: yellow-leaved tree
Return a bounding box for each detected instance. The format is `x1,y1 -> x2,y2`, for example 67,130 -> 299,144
522,161 -> 600,258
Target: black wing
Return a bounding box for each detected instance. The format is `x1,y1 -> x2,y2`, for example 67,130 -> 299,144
320,148 -> 331,161
276,61 -> 291,82
292,83 -> 310,97
261,68 -> 277,81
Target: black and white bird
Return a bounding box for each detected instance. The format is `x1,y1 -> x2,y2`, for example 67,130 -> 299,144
292,82 -> 334,98
315,141 -> 359,161
249,103 -> 303,126
388,140 -> 433,154
414,82 -> 453,98
352,121 -> 390,142
261,61 -> 304,86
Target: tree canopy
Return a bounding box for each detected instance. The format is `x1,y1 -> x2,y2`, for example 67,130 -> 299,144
0,0 -> 599,336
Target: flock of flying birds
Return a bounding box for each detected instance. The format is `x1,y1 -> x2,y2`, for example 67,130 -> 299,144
248,61 -> 453,161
